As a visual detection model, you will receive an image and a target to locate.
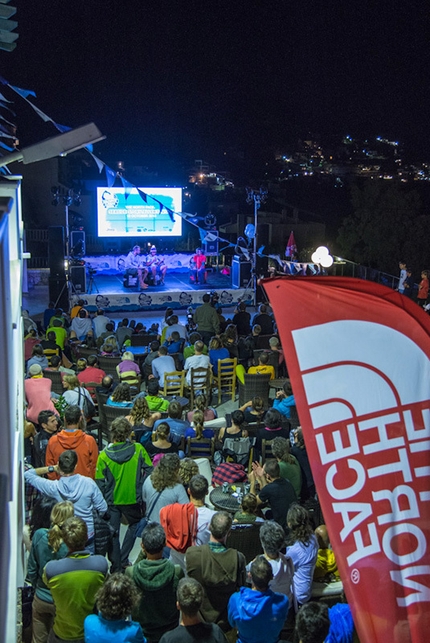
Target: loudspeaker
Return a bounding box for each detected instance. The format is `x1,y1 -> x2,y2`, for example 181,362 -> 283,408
203,231 -> 219,256
232,258 -> 252,288
70,266 -> 86,293
49,277 -> 69,311
70,230 -> 86,256
48,226 -> 65,278
255,255 -> 269,277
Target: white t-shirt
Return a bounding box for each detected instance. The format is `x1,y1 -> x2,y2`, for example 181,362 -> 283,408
184,354 -> 211,386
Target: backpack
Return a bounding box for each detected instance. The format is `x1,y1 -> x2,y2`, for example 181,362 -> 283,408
78,387 -> 96,420
159,502 -> 198,554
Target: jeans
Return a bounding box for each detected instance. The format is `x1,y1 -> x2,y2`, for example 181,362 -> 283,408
108,503 -> 143,572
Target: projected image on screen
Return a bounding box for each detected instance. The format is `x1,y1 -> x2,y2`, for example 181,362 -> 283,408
97,187 -> 182,237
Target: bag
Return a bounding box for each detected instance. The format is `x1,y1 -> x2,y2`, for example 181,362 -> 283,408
222,437 -> 252,466
93,510 -> 115,556
159,502 -> 198,554
78,387 -> 96,419
21,585 -> 35,630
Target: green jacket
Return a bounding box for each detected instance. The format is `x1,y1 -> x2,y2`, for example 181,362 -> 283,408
95,441 -> 152,506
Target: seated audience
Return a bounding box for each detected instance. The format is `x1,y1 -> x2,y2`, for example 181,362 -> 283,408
151,345 -> 176,387
107,381 -> 134,407
126,522 -> 183,643
84,573 -> 146,643
25,364 -> 56,424
286,504 -> 319,605
143,340 -> 161,380
27,344 -> 49,376
313,524 -> 340,582
187,393 -> 217,424
178,458 -> 199,492
222,325 -> 239,359
291,427 -> 316,500
185,410 -> 215,440
233,493 -> 264,524
272,381 -> 295,419
184,340 -> 211,387
24,328 -> 41,362
142,379 -> 169,413
228,556 -> 289,643
77,354 -> 106,386
183,332 -> 208,360
271,436 -> 302,500
268,336 -> 285,368
45,354 -> 75,375
146,422 -> 179,457
125,396 -> 161,445
252,304 -> 274,335
295,601 -> 330,643
62,374 -> 94,411
70,308 -> 93,341
40,331 -> 63,362
256,408 -> 290,454
159,577 -> 227,643
117,351 -> 141,386
164,314 -> 188,341
239,396 -> 266,424
218,409 -> 248,443
249,460 -> 297,531
27,501 -> 74,643
154,399 -> 190,442
248,351 -> 275,379
208,336 -> 229,375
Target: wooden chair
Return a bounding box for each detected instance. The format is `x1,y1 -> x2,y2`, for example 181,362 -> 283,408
163,371 -> 185,397
189,367 -> 212,408
238,373 -> 271,407
261,438 -> 274,464
226,523 -> 263,563
187,436 -> 215,460
43,369 -> 64,395
214,358 -> 237,406
98,356 -> 121,380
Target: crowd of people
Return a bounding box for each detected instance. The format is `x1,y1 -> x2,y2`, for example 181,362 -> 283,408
22,298 -> 354,643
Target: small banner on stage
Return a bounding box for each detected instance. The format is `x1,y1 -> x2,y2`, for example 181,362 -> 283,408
262,276 -> 430,643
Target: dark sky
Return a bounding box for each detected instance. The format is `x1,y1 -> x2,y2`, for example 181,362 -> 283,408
4,1 -> 430,171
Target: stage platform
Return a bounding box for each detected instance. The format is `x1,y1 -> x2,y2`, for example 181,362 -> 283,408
71,271 -> 251,313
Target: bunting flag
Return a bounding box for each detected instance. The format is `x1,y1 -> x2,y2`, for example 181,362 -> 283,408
262,276 -> 430,643
286,230 -> 297,257
9,85 -> 36,99
105,165 -> 117,187
137,188 -> 147,203
89,152 -> 104,173
120,176 -> 134,199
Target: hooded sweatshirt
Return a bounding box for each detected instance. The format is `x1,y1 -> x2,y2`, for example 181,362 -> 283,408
186,543 -> 246,630
95,440 -> 152,506
126,558 -> 183,642
228,586 -> 289,643
24,468 -> 107,539
45,429 -> 98,479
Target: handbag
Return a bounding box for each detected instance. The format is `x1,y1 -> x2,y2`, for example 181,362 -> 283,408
136,489 -> 162,537
78,387 -> 96,420
92,510 -> 115,556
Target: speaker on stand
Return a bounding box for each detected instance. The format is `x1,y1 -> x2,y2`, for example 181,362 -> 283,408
232,256 -> 252,288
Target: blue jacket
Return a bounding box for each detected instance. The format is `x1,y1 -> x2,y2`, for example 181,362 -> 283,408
228,586 -> 289,643
272,394 -> 296,419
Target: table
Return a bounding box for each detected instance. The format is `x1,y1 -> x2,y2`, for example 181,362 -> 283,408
166,395 -> 189,408
269,378 -> 290,391
209,484 -> 248,513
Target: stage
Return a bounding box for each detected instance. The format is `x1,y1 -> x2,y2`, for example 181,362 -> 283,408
69,270 -> 251,313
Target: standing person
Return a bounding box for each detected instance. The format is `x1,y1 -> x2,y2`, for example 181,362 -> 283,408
43,516 -> 108,643
186,511 -> 246,632
252,304 -> 274,335
95,417 -> 152,573
397,260 -> 407,294
286,504 -> 319,606
84,573 -> 146,643
228,556 -> 289,643
193,294 -> 220,346
417,269 -> 429,306
125,245 -> 148,290
403,268 -> 415,298
126,522 -> 183,643
45,405 -> 98,479
24,450 -> 108,548
147,245 -> 167,285
190,247 -> 207,285
33,410 -> 60,468
232,302 -> 251,337
141,453 -> 188,524
159,577 -> 227,643
27,501 -> 74,643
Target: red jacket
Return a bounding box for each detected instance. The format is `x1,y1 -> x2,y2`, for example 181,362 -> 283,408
45,429 -> 98,479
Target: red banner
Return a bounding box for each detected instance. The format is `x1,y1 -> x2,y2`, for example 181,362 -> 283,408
263,276 -> 430,643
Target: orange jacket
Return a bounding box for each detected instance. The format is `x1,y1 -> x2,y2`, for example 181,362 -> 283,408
45,429 -> 98,479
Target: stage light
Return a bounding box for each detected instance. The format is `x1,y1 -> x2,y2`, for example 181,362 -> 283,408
311,245 -> 334,268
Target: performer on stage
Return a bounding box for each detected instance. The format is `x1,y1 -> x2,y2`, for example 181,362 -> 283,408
124,245 -> 148,289
146,245 -> 167,285
190,247 -> 207,285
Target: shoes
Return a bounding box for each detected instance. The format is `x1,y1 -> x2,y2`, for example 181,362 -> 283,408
140,284 -> 148,290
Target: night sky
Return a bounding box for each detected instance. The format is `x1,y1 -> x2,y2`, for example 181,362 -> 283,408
4,1 -> 430,173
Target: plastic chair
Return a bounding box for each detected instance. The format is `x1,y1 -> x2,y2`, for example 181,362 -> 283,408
42,369 -> 64,395
226,523 -> 263,563
238,373 -> 271,407
98,356 -> 122,380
